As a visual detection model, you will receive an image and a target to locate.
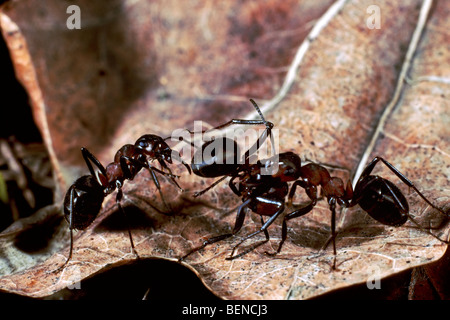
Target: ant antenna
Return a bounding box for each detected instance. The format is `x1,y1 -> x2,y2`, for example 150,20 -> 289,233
249,99 -> 273,130
249,99 -> 275,157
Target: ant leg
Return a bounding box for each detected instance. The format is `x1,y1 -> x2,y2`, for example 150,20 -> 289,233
81,147 -> 107,181
375,177 -> 449,244
119,155 -> 174,214
242,123 -> 273,164
226,197 -> 284,260
407,215 -> 449,244
157,159 -> 185,190
228,175 -> 241,197
55,185 -> 76,272
193,175 -> 229,197
159,138 -> 192,175
190,99 -> 274,163
188,99 -> 272,135
146,165 -> 173,214
247,99 -> 276,158
149,166 -> 180,179
360,157 -> 446,215
120,155 -> 179,180
226,215 -> 271,260
328,198 -> 338,269
241,100 -> 275,163
169,150 -> 192,175
264,179 -> 319,256
287,180 -> 313,207
266,200 -> 316,256
178,198 -> 252,262
115,184 -> 140,259
119,156 -> 172,214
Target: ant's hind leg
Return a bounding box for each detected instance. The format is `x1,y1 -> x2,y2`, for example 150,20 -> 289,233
227,198 -> 284,260
178,199 -> 252,262
226,215 -> 271,260
53,186 -> 76,273
115,186 -> 140,259
265,200 -> 315,256
81,147 -> 107,181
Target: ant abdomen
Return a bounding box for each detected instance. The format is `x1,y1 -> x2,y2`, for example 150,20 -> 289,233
356,176 -> 409,227
63,175 -> 104,230
191,137 -> 241,178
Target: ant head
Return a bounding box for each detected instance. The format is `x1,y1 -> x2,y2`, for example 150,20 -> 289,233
270,152 -> 301,181
135,134 -> 172,161
322,177 -> 350,200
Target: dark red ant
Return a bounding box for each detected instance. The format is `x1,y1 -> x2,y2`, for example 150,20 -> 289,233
179,149 -> 449,265
268,155 -> 449,269
59,134 -> 190,270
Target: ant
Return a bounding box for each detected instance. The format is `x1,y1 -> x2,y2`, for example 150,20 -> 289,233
178,151 -> 301,262
267,155 -> 449,269
180,98 -> 275,197
179,98 -> 299,262
179,148 -> 449,265
58,134 -> 191,270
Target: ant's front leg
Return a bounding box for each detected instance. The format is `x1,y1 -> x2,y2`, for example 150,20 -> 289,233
166,149 -> 192,175
157,158 -> 185,190
193,175 -> 229,198
287,180 -> 315,207
119,156 -> 174,214
147,166 -> 173,214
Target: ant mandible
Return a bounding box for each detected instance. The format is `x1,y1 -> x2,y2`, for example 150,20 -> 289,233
59,134 -> 191,270
267,155 -> 449,268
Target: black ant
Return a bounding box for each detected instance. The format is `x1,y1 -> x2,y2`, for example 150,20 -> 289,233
180,98 -> 275,197
58,134 -> 191,270
268,155 -> 449,269
178,151 -> 301,262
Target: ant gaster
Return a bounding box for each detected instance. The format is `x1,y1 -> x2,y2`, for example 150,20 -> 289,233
59,134 -> 190,270
187,99 -> 275,197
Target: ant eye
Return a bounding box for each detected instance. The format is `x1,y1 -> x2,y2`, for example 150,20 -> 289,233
138,141 -> 146,148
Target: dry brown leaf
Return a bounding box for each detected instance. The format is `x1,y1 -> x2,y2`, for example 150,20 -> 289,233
0,0 -> 448,299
